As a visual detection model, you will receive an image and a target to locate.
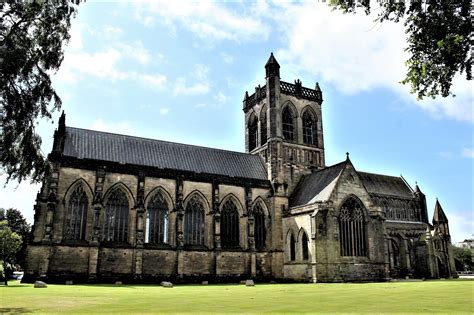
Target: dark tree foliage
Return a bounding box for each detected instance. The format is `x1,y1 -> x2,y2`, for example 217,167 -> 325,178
0,1 -> 78,184
453,246 -> 473,272
330,0 -> 471,99
0,208 -> 31,269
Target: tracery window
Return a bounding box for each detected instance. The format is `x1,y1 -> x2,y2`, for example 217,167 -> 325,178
260,106 -> 267,145
146,191 -> 169,244
289,233 -> 296,261
339,197 -> 367,256
301,232 -> 309,261
302,111 -> 317,146
253,202 -> 266,250
221,199 -> 240,248
184,195 -> 205,246
64,184 -> 88,240
249,114 -> 258,151
102,188 -> 129,243
282,107 -> 294,141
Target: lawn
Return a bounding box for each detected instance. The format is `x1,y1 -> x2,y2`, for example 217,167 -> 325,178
0,280 -> 472,314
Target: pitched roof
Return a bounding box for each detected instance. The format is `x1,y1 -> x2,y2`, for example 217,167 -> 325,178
265,52 -> 280,67
358,172 -> 414,199
433,199 -> 448,224
290,161 -> 346,207
62,127 -> 268,181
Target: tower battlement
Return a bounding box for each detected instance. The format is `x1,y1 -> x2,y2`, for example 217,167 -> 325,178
243,80 -> 323,113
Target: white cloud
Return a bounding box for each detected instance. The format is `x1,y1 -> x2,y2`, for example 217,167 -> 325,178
91,119 -> 135,135
0,175 -> 41,223
118,41 -> 151,65
273,3 -> 472,123
214,92 -> 227,105
221,52 -> 234,64
462,147 -> 474,159
173,64 -> 210,96
133,0 -> 270,42
139,73 -> 167,89
449,212 -> 474,243
104,25 -> 123,36
159,108 -> 171,115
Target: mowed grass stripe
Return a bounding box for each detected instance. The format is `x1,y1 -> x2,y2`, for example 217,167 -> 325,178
0,280 -> 472,314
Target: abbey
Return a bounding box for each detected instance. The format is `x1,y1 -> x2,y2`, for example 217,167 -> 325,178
24,54 -> 456,283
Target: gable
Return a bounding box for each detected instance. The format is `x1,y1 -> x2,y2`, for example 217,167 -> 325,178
289,161 -> 346,207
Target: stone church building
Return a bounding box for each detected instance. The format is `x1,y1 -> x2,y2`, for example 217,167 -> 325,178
24,54 -> 456,283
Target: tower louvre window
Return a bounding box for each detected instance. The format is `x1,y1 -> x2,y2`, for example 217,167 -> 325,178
303,111 -> 317,146
282,107 -> 294,141
184,195 -> 205,246
249,114 -> 258,151
339,197 -> 367,257
102,188 -> 129,243
64,184 -> 88,240
146,191 -> 169,244
221,199 -> 240,248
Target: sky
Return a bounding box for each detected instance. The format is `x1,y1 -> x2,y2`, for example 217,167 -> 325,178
1,0 -> 472,243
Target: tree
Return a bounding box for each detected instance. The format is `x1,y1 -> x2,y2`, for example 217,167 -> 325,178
4,208 -> 31,268
0,1 -> 79,184
330,0 -> 471,100
453,246 -> 473,272
0,220 -> 22,285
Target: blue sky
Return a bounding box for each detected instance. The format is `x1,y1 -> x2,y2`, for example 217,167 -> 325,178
1,1 -> 472,242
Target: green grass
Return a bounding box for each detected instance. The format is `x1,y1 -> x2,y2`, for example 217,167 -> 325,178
0,280 -> 472,314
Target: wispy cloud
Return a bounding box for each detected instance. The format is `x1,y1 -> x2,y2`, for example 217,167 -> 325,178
173,64 -> 210,96
159,107 -> 171,115
91,119 -> 135,135
221,52 -> 234,64
214,91 -> 227,105
133,0 -> 270,42
273,3 -> 472,123
462,147 -> 474,159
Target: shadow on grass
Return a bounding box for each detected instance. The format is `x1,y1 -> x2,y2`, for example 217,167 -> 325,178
0,308 -> 31,314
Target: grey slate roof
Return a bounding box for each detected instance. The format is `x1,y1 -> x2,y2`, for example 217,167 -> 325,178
358,172 -> 413,198
290,161 -> 346,207
62,127 -> 268,181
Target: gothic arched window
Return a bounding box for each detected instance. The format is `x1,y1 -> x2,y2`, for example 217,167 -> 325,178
282,107 -> 295,141
184,195 -> 205,246
339,197 -> 367,257
289,233 -> 296,261
302,110 -> 317,145
102,188 -> 129,243
260,106 -> 267,145
248,114 -> 258,151
302,232 -> 309,260
253,202 -> 266,250
146,191 -> 169,244
64,184 -> 88,240
221,199 -> 240,248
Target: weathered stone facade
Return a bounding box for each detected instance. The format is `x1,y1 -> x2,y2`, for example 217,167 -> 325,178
24,54 -> 456,283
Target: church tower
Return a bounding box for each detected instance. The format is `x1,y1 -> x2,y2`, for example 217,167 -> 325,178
243,53 -> 325,195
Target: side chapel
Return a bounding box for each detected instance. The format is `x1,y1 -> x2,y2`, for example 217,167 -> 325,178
24,54 -> 457,283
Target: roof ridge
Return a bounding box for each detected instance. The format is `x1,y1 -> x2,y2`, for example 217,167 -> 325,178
358,171 -> 403,179
66,126 -> 257,158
